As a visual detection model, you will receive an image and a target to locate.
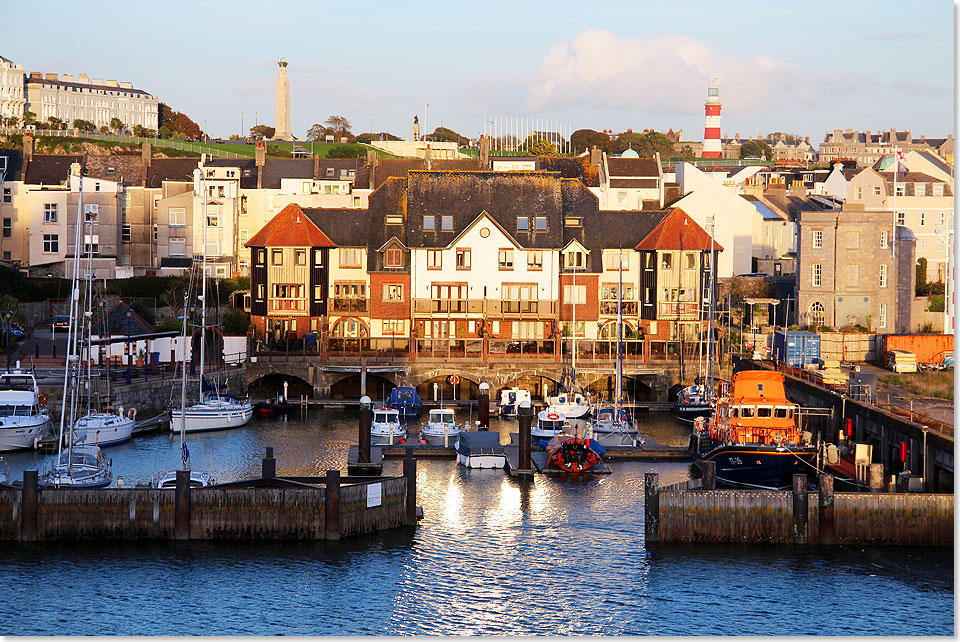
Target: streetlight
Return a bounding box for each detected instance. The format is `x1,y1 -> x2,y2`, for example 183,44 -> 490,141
125,309 -> 132,385
3,309 -> 12,372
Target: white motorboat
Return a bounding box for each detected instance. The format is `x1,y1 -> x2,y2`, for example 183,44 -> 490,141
497,387 -> 531,418
420,408 -> 461,446
371,407 -> 405,445
545,389 -> 592,420
455,430 -> 506,469
40,444 -> 112,488
155,469 -> 214,488
0,369 -> 53,452
72,410 -> 135,447
532,410 -> 567,440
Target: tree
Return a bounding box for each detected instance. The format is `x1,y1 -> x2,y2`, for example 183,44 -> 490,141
570,129 -> 610,155
99,126 -> 111,134
429,127 -> 470,146
222,308 -> 250,335
46,116 -> 65,130
73,118 -> 96,133
324,115 -> 352,140
525,138 -> 559,157
678,144 -> 696,161
355,131 -> 400,144
739,139 -> 773,160
158,103 -> 203,140
612,131 -> 675,156
22,110 -> 36,124
3,116 -> 18,129
110,117 -> 125,134
916,257 -> 929,295
306,123 -> 330,141
249,124 -> 275,140
132,124 -> 155,138
325,145 -> 365,159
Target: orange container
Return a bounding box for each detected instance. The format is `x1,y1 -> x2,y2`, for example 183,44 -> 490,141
880,334 -> 954,364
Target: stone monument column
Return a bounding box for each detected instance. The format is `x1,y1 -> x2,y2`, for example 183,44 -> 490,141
272,58 -> 292,140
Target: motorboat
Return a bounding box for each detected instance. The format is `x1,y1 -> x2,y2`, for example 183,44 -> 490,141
72,409 -> 135,447
545,388 -> 591,420
591,404 -> 640,447
155,469 -> 214,488
371,407 -> 406,445
40,444 -> 112,488
542,433 -> 605,473
0,369 -> 53,452
497,387 -> 531,418
688,370 -> 817,489
171,392 -> 253,432
675,383 -> 715,424
420,408 -> 461,446
455,430 -> 506,469
253,397 -> 298,416
532,410 -> 566,440
385,386 -> 422,421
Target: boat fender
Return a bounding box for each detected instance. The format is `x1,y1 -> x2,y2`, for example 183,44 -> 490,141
845,418 -> 853,438
899,441 -> 908,463
399,438 -> 406,444
588,439 -> 606,457
38,394 -> 47,407
128,407 -> 137,419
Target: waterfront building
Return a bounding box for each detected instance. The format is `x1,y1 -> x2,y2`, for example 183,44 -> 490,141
24,71 -> 158,132
819,129 -> 953,167
0,56 -> 25,122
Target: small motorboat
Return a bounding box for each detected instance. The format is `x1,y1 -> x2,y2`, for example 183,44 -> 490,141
253,397 -> 298,416
420,408 -> 461,446
532,410 -> 566,440
371,407 -> 406,445
675,383 -> 715,424
542,433 -> 605,473
455,431 -> 506,469
497,387 -> 531,418
386,386 -> 422,421
154,469 -> 215,488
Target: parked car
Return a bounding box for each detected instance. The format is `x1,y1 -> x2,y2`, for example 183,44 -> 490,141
52,315 -> 70,330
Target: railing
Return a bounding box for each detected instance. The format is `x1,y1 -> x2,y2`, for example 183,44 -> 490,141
599,300 -> 639,316
331,298 -> 368,313
560,339 -> 645,360
327,338 -> 410,359
412,299 -> 558,316
488,339 -> 554,357
658,302 -> 699,317
269,299 -> 305,312
415,339 -> 484,359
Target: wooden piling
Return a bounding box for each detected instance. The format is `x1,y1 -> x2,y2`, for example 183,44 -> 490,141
403,448 -> 417,525
21,470 -> 37,542
701,460 -> 716,490
792,474 -> 808,545
358,395 -> 372,463
818,473 -> 834,546
174,469 -> 190,541
478,382 -> 489,429
644,472 -> 659,544
517,400 -> 532,475
324,469 -> 340,540
262,446 -> 276,479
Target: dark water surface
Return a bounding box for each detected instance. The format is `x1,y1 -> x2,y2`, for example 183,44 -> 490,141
1,410 -> 953,636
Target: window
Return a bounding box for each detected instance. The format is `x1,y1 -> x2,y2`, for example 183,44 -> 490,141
121,223 -> 131,242
563,321 -> 585,337
84,204 -> 98,222
153,224 -> 158,242
879,264 -> 887,287
455,248 -> 471,270
169,207 -> 185,226
43,203 -> 57,223
313,249 -> 323,266
565,216 -> 582,227
919,212 -> 925,226
933,183 -> 944,197
382,320 -> 405,336
880,230 -> 889,249
660,253 -> 672,269
295,249 -> 306,265
386,215 -> 403,225
239,229 -> 248,244
895,185 -> 905,197
383,284 -> 404,301
605,251 -> 629,270
872,185 -> 881,196
565,250 -> 585,269
217,186 -> 225,198
527,250 -> 543,270
617,191 -> 627,204
512,321 -> 544,339
240,195 -> 248,215
427,250 -> 441,269
854,186 -> 862,200
879,303 -> 887,329
534,217 -> 547,231
812,230 -> 822,249
272,284 -> 303,298
516,217 -> 529,231
809,302 -> 824,327
339,248 -> 362,268
169,237 -> 186,256
1,218 -> 9,238
83,234 -> 99,255
205,239 -> 220,256
563,284 -> 587,304
812,263 -> 822,287
313,285 -> 322,301
441,215 -> 453,231
423,215 -> 435,231
915,183 -> 926,197
685,253 -> 696,270
918,238 -> 926,251
272,249 -> 283,265
42,234 -> 58,253
498,248 -> 514,270
937,212 -> 945,227
384,248 -> 403,268
206,213 -> 219,227
896,212 -> 905,226
1,188 -> 10,204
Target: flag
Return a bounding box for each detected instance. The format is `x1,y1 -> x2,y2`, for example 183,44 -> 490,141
896,150 -> 908,175
181,440 -> 190,467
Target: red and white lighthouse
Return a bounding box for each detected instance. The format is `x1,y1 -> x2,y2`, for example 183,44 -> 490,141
702,77 -> 722,159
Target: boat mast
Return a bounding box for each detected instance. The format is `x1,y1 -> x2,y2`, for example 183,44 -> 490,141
198,175 -> 207,403
178,269 -> 192,471
571,251 -> 577,390
707,217 -> 716,401
616,248 -> 623,417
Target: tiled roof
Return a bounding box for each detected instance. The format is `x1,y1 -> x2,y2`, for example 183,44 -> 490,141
246,202 -> 336,248
24,154 -> 82,185
24,75 -> 153,97
634,207 -> 722,251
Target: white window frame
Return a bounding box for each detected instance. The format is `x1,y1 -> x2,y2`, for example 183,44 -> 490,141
43,203 -> 57,223
42,233 -> 58,253
169,237 -> 186,256
169,207 -> 186,226
812,263 -> 822,287
812,230 -> 823,249
879,264 -> 887,288
880,230 -> 888,249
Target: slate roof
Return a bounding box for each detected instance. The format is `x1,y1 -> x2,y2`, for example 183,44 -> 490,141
634,208 -> 722,252
205,158 -> 259,189
0,149 -> 23,180
537,157 -> 600,187
25,75 -> 153,97
877,171 -> 954,196
914,151 -> 953,177
24,154 -> 82,185
146,158 -> 199,187
606,157 -> 659,177
246,202 -> 336,248
84,154 -> 145,184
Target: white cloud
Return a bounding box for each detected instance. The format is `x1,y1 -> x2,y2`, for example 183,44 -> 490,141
522,29 -> 871,118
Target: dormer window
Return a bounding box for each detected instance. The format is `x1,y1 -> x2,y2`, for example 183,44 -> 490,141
517,217 -> 529,231
915,183 -> 926,197
933,183 -> 944,197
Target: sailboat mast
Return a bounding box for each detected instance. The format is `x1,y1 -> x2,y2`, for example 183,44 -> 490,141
571,254 -> 576,388
707,217 -> 717,400
59,169 -> 86,470
616,248 -> 623,414
178,280 -> 191,471
198,176 -> 207,402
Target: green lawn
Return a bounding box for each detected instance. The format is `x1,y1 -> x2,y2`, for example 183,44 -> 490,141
879,370 -> 954,400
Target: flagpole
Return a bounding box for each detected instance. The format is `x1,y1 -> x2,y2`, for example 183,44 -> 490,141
892,145 -> 898,259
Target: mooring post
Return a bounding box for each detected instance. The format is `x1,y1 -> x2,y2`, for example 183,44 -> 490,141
478,382 -> 490,430
262,446 -> 276,479
358,395 -> 372,464
403,447 -> 417,525
868,463 -> 884,493
324,469 -> 341,540
517,400 -> 533,474
174,469 -> 191,541
792,474 -> 808,545
818,473 -> 834,546
644,472 -> 659,544
701,460 -> 716,490
21,469 -> 38,542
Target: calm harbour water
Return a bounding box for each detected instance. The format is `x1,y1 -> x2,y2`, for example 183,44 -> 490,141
1,409 -> 954,636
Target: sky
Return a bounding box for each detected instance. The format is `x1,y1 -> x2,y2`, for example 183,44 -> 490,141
1,0 -> 954,143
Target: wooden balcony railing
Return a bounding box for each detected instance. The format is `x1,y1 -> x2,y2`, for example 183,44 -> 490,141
412,299 -> 558,316
599,300 -> 639,316
658,302 -> 699,317
331,298 -> 369,313
269,299 -> 306,312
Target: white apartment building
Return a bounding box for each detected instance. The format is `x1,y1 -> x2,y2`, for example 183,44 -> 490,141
0,56 -> 25,121
25,72 -> 158,131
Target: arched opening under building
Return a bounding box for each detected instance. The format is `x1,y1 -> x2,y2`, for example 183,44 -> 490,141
191,326 -> 224,368
248,373 -> 312,399
497,374 -> 562,402
416,375 -> 480,403
330,373 -> 395,400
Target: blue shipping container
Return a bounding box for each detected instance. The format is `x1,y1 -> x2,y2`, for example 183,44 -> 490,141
772,330 -> 821,367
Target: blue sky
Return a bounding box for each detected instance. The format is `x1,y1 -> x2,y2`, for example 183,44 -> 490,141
1,0 -> 953,142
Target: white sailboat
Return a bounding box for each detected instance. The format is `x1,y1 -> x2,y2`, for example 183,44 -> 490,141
547,255 -> 591,419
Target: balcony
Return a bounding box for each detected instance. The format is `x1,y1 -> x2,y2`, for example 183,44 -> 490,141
412,298 -> 558,317
599,300 -> 639,316
331,297 -> 369,314
268,299 -> 305,312
658,302 -> 699,318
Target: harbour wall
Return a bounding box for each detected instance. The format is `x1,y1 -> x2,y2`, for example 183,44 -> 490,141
645,473 -> 953,547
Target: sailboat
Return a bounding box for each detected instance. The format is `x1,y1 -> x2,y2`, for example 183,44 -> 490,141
591,249 -> 640,447
40,171 -> 112,488
546,255 -> 591,419
169,180 -> 252,433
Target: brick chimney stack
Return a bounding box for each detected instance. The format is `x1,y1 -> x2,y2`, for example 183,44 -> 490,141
479,135 -> 489,170
589,145 -> 602,167
313,154 -> 320,180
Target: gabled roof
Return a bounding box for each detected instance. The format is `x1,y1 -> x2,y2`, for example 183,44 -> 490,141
443,210 -> 521,250
606,157 -> 659,178
84,154 -> 145,184
24,154 -> 82,185
634,208 -> 722,251
146,158 -> 200,187
245,202 -> 336,248
0,149 -> 23,180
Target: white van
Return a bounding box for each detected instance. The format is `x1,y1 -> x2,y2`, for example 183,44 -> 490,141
886,350 -> 918,373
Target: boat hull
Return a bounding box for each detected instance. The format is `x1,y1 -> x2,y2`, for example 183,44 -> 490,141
253,402 -> 297,416
421,430 -> 460,446
675,404 -> 714,424
456,452 -> 506,469
371,430 -> 407,446
692,442 -> 818,489
73,414 -> 135,447
170,404 -> 253,432
0,415 -> 51,451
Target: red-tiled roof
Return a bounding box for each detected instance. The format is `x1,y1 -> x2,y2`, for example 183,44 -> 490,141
634,207 -> 723,251
245,202 -> 336,248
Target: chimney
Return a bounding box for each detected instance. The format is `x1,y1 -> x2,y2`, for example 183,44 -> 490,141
589,145 -> 602,167
366,149 -> 378,189
255,141 -> 265,189
77,73 -> 89,84
141,142 -> 152,180
921,134 -> 926,142
60,73 -> 73,82
479,135 -> 490,170
23,135 -> 33,163
29,71 -> 41,79
424,144 -> 432,171
44,73 -> 58,81
312,154 -> 320,180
